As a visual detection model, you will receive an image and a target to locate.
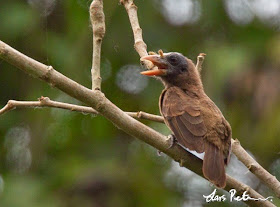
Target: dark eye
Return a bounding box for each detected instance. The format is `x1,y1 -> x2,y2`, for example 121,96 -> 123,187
168,55 -> 178,65
170,57 -> 176,62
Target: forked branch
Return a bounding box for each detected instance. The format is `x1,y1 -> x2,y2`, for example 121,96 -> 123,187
0,0 -> 278,205
0,39 -> 274,207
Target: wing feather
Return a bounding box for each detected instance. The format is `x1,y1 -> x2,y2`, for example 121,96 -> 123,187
168,118 -> 195,151
175,116 -> 204,152
180,113 -> 207,136
160,87 -> 207,153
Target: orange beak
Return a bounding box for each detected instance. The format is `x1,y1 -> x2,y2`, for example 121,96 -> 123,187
140,69 -> 167,76
140,55 -> 168,76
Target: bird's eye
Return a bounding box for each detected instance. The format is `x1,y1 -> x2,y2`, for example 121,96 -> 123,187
168,55 -> 178,65
170,57 -> 176,62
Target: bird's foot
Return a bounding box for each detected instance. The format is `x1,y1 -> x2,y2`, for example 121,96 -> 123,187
167,134 -> 177,149
157,150 -> 162,156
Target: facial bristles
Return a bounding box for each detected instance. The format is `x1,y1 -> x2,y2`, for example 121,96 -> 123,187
158,49 -> 164,57
148,51 -> 157,55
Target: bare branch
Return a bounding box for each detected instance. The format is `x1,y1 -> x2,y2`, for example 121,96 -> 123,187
129,111 -> 164,123
90,0 -> 105,90
196,53 -> 206,72
120,0 -> 147,57
0,39 -> 275,207
0,101 -> 15,115
137,111 -> 164,123
232,139 -> 280,198
0,98 -> 162,124
0,97 -> 98,116
120,0 -> 156,71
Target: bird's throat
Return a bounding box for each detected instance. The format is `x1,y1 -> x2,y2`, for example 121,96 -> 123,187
161,75 -> 204,98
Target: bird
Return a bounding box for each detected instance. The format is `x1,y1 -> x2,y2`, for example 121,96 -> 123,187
140,51 -> 232,188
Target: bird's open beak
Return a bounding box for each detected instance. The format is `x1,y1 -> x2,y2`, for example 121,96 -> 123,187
140,55 -> 168,76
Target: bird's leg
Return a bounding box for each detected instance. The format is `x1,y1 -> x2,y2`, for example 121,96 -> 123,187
167,134 -> 177,149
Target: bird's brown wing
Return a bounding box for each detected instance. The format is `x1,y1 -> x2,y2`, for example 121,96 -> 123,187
160,87 -> 207,153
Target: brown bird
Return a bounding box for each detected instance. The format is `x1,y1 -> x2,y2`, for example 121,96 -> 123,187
140,52 -> 232,188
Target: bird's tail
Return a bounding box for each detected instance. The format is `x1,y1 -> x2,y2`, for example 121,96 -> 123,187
202,141 -> 226,188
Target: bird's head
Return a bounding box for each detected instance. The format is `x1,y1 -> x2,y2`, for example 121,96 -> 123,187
140,52 -> 201,89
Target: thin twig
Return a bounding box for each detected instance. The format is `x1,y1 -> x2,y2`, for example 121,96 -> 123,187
120,0 -> 147,57
120,0 -> 155,70
0,98 -> 162,124
0,38 -> 275,207
90,0 -> 105,90
0,97 -> 98,115
196,53 -> 206,72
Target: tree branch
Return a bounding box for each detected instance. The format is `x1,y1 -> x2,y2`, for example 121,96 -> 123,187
0,39 -> 275,207
120,0 -> 155,71
0,97 -> 98,115
0,97 -> 161,124
120,0 -> 147,57
90,0 -> 105,90
232,139 -> 280,198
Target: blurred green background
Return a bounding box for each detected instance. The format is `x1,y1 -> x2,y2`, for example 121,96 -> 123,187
0,0 -> 280,206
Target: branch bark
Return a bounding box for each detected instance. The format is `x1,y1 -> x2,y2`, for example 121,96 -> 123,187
90,0 -> 105,90
232,139 -> 280,198
0,39 -> 275,207
0,97 -> 161,123
120,0 -> 147,58
0,97 -> 98,115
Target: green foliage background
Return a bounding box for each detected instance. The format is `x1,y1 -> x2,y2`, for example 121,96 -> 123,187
0,0 -> 279,206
